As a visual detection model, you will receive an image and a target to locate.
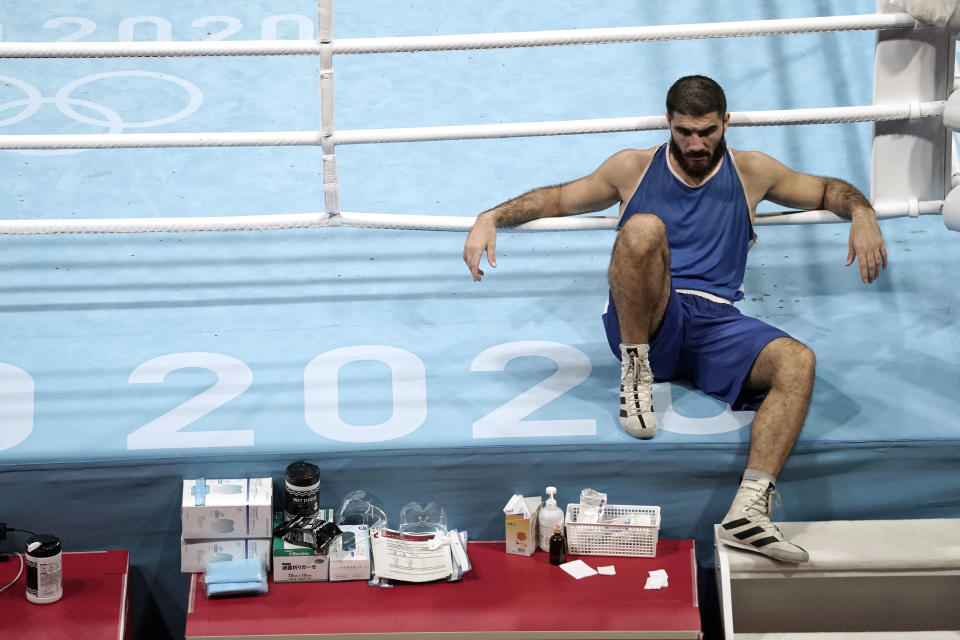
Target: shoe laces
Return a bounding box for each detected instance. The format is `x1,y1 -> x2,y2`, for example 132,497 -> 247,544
621,348 -> 653,415
741,480 -> 782,518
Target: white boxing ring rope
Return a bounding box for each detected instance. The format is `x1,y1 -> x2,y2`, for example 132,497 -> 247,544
0,103 -> 946,151
0,9 -> 948,235
0,13 -> 920,58
0,202 -> 944,237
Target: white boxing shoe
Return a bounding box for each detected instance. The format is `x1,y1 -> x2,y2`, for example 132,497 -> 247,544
619,343 -> 657,439
718,477 -> 809,563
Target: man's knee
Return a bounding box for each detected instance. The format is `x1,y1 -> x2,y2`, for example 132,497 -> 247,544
796,342 -> 816,374
772,338 -> 816,386
750,337 -> 815,391
614,214 -> 668,257
620,213 -> 666,240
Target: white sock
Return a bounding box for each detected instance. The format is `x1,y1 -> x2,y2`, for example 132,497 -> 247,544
742,468 -> 776,487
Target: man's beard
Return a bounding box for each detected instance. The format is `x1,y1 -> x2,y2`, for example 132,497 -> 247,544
669,135 -> 726,181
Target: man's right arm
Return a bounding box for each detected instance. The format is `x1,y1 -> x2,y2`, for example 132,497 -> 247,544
462,150 -> 645,281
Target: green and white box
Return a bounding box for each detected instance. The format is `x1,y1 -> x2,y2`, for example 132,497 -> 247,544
180,537 -> 271,574
181,478 -> 273,539
329,524 -> 371,582
272,509 -> 333,583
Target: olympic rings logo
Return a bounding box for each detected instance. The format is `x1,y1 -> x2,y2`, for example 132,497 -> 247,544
0,70 -> 203,155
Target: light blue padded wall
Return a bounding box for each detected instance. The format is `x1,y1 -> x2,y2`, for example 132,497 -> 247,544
2,1 -> 959,638
1,0 -> 906,461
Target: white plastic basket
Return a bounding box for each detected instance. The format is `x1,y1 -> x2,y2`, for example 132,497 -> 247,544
564,503 -> 660,557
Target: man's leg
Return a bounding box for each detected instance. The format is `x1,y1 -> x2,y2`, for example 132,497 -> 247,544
719,336 -> 816,562
743,337 -> 816,476
607,214 -> 672,438
608,214 -> 672,343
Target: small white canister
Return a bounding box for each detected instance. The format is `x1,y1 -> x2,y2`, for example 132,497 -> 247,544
25,534 -> 62,604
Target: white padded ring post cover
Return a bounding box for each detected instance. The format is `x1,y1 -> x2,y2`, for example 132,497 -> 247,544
942,185 -> 960,230
942,90 -> 960,130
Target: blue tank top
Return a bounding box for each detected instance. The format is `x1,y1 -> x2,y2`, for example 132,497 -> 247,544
619,144 -> 754,302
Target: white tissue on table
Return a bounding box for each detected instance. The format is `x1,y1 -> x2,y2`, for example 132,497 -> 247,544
644,569 -> 669,590
503,494 -> 531,518
559,560 -> 598,580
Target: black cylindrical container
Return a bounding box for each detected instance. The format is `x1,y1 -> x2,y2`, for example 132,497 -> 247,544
25,534 -> 63,604
285,461 -> 320,518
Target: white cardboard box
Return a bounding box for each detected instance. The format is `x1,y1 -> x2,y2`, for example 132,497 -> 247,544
504,496 -> 541,556
181,478 -> 273,539
329,524 -> 371,582
272,539 -> 330,583
180,537 -> 271,574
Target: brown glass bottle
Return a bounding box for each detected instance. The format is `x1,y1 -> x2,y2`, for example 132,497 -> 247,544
548,524 -> 566,565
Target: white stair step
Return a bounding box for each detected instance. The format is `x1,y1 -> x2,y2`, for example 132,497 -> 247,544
736,633 -> 960,639
717,519 -> 960,639
722,519 -> 960,574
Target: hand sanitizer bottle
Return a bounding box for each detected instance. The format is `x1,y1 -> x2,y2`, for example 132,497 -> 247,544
538,486 -> 564,552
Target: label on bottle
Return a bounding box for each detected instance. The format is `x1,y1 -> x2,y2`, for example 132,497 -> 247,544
538,505 -> 564,552
26,553 -> 63,603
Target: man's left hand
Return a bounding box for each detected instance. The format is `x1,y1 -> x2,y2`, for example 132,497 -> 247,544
846,212 -> 887,283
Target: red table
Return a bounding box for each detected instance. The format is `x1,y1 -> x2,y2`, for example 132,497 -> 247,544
186,539 -> 700,639
0,550 -> 130,640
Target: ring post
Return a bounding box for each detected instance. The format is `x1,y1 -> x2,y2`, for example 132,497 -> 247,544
872,1 -> 956,218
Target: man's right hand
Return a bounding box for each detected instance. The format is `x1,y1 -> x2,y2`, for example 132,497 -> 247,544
462,212 -> 497,281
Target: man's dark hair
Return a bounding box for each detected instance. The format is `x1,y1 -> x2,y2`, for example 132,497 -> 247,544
666,75 -> 726,118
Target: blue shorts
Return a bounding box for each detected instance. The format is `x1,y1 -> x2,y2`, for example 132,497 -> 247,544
602,289 -> 791,411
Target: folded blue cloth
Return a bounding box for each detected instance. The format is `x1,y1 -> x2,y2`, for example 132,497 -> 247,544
203,558 -> 268,597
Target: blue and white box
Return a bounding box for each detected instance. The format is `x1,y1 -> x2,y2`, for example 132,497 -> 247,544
180,537 -> 272,573
329,524 -> 371,581
181,478 -> 273,539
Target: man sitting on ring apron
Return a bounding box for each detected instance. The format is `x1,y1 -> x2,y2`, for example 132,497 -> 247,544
462,75 -> 887,563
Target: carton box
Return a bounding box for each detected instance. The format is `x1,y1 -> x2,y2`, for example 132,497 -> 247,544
272,539 -> 330,583
180,537 -> 271,574
181,478 -> 273,539
504,496 -> 541,556
272,510 -> 333,583
328,524 -> 371,582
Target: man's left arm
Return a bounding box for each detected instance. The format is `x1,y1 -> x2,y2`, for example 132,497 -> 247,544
746,152 -> 888,284
821,178 -> 887,284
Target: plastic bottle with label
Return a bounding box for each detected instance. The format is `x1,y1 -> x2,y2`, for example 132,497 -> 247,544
25,534 -> 62,604
285,460 -> 321,519
537,486 -> 564,552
